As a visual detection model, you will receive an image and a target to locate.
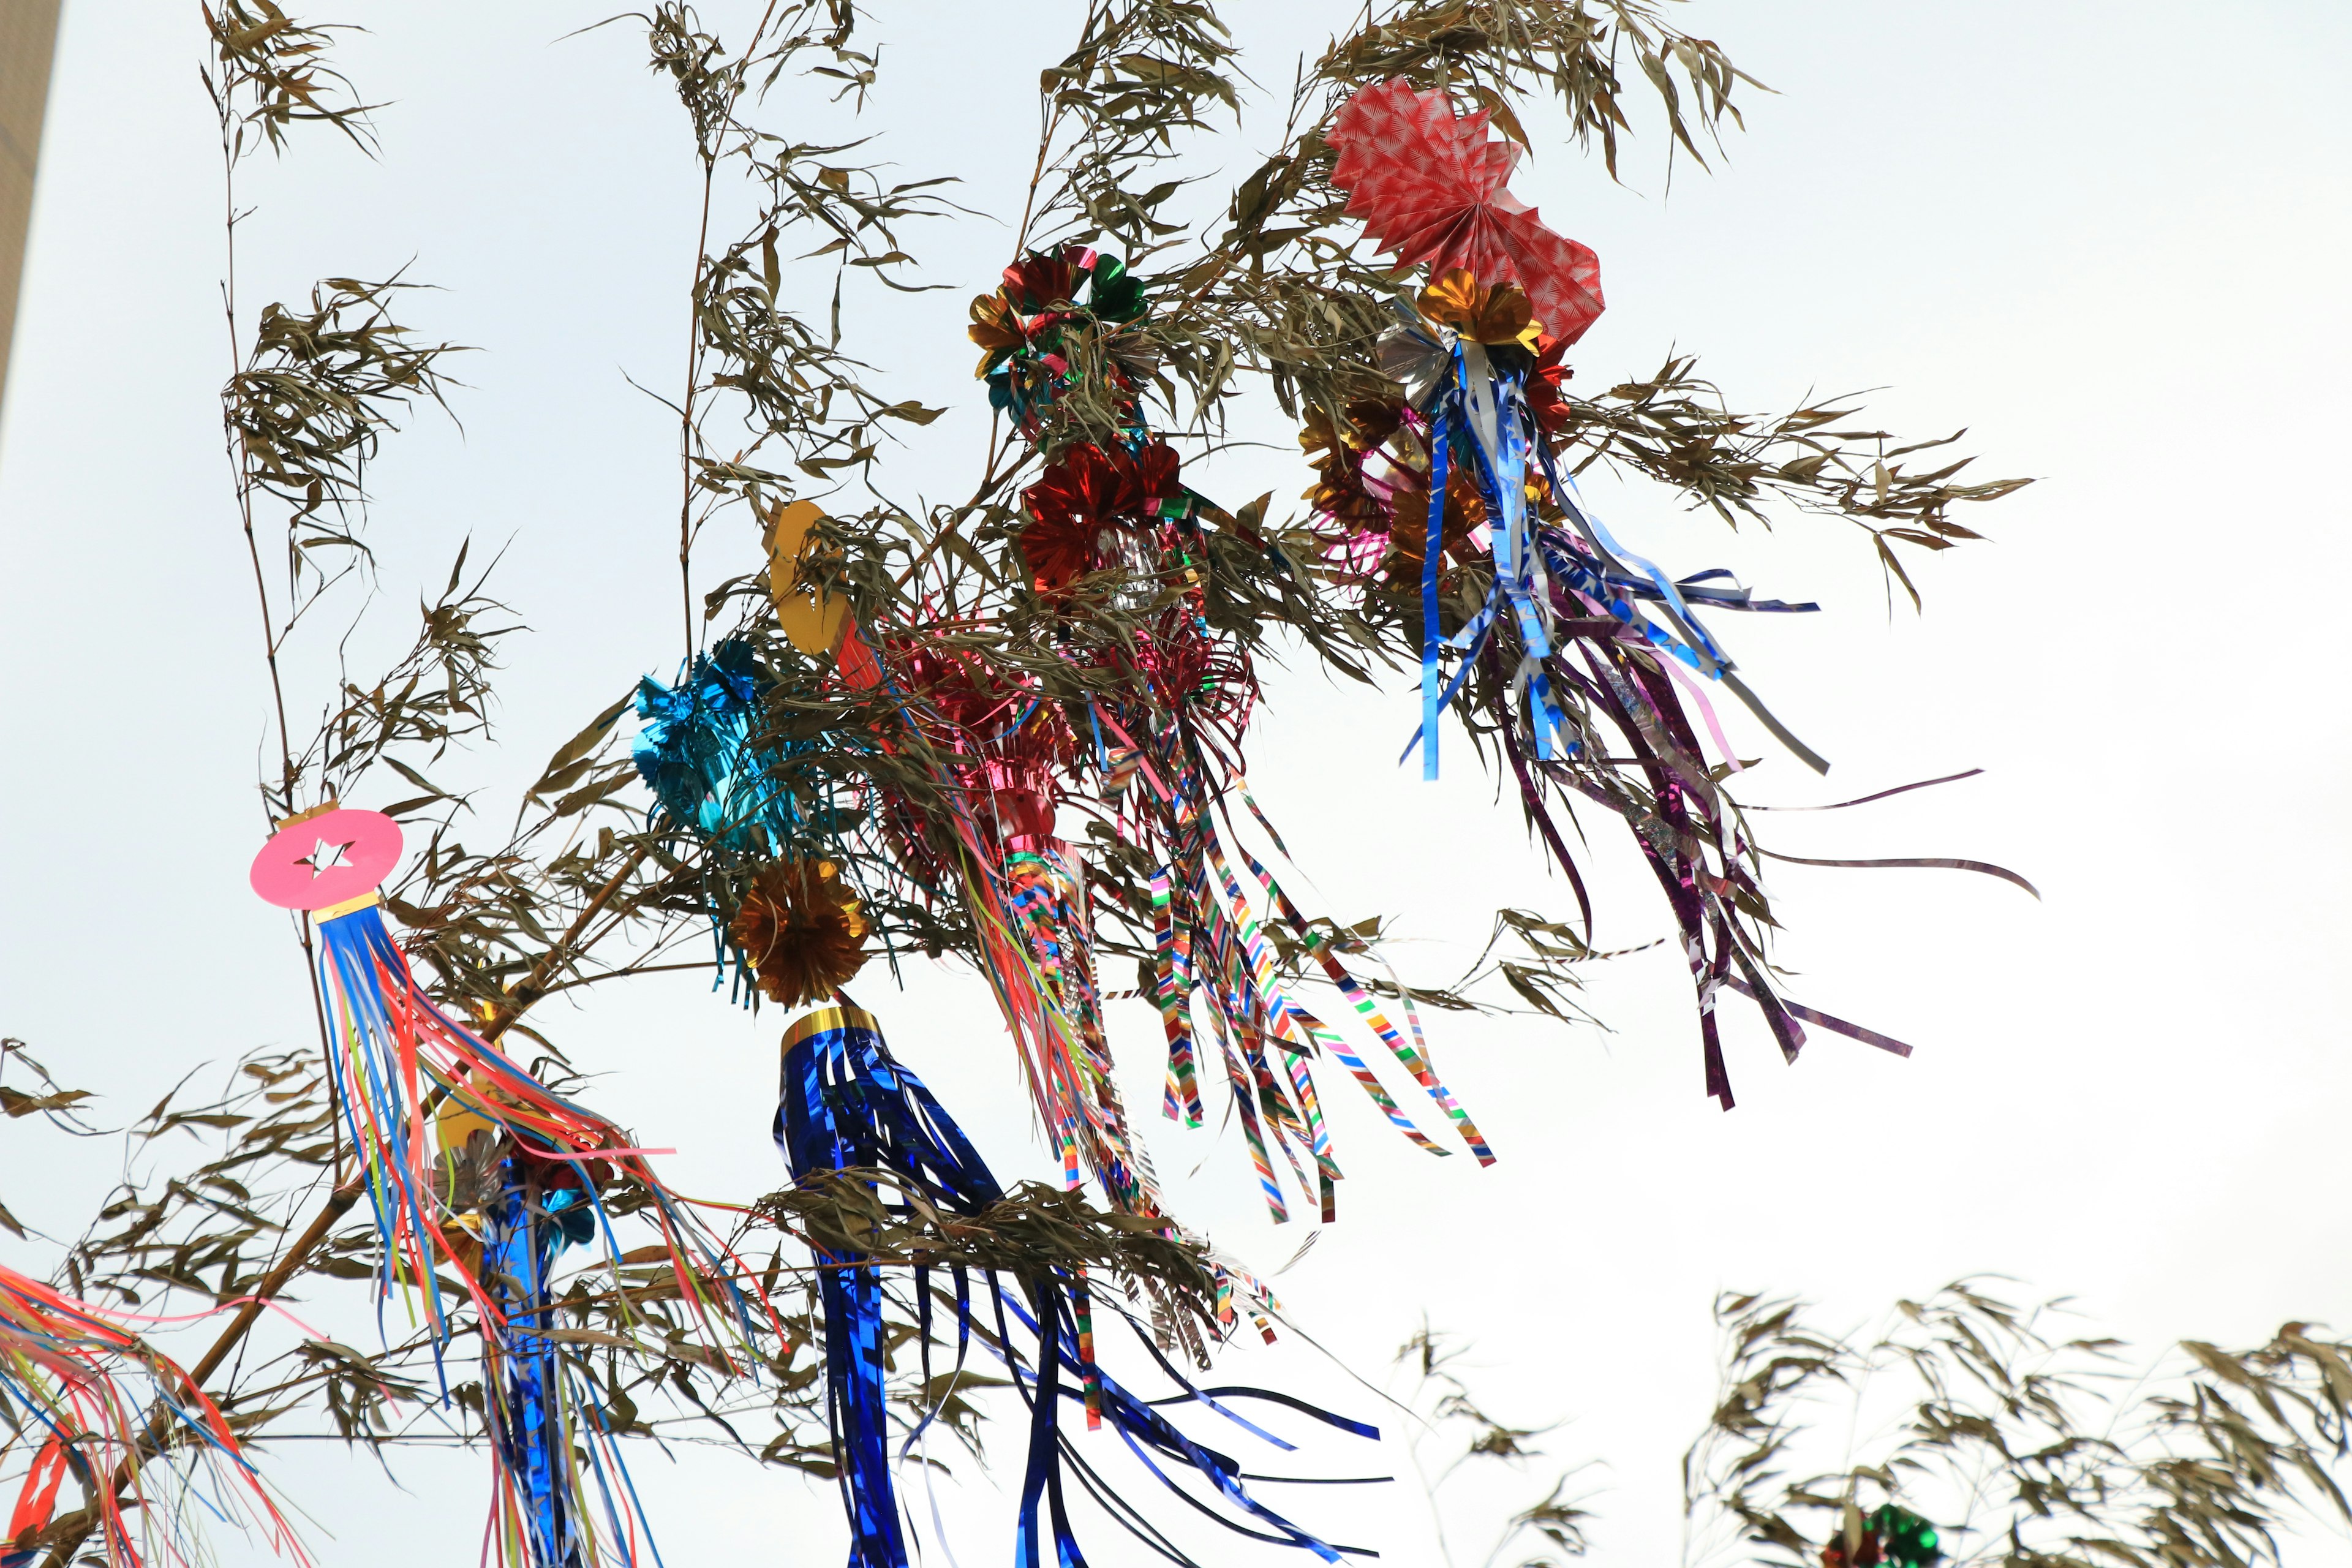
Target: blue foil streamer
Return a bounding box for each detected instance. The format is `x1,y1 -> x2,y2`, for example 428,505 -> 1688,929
1420,394 -> 1452,782
484,1165 -> 585,1568
772,1005 -> 1375,1568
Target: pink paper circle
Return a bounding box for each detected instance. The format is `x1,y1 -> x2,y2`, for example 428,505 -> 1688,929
249,809 -> 404,910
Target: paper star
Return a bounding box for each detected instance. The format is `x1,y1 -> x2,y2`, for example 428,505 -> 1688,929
301,838 -> 354,878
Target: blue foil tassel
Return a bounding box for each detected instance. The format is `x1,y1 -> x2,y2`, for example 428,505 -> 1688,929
484,1163 -> 586,1568
776,1006 -> 993,1568
772,1005 -> 1376,1568
1419,396 -> 1451,782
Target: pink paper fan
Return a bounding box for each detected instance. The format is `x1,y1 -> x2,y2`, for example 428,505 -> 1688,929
1327,78 -> 1605,345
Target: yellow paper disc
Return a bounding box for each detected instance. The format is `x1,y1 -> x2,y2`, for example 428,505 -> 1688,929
764,498 -> 850,657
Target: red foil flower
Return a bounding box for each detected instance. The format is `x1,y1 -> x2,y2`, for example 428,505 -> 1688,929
1525,331 -> 1574,434
1001,245 -> 1093,312
1019,440 -> 1183,590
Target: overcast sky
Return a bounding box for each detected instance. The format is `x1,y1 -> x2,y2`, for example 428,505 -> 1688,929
4,2 -> 2350,1566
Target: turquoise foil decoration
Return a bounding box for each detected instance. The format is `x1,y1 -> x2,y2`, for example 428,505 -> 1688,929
633,637 -> 801,854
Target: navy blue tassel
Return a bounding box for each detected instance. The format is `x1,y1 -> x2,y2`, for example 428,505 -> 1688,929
774,1005 -> 1378,1568
483,1156 -> 601,1568
777,1005 -> 997,1568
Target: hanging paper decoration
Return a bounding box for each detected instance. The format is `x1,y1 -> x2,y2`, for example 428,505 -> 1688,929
1821,1505 -> 1944,1568
772,1003 -> 1376,1568
928,243 -> 1494,1223
247,805 -> 764,1344
1080,609 -> 1496,1224
2,1263 -> 301,1568
880,644 -> 1156,1216
1326,77 -> 1607,347
855,557 -> 1423,1235
765,498 -> 853,658
253,809 -> 777,1567
1305,83 -> 1966,1106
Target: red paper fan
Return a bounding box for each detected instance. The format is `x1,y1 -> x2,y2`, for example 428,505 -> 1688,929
1327,78 -> 1605,345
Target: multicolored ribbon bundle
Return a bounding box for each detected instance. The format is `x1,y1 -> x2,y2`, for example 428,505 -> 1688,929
1304,76 -> 1948,1105
2,1264 -> 300,1568
249,807 -> 769,1567
961,246 -> 1498,1219
251,808 -> 750,1333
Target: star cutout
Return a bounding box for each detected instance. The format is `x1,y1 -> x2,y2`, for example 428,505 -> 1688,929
300,837 -> 355,878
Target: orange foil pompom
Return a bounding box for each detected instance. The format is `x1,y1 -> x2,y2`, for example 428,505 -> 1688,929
730,859 -> 870,1008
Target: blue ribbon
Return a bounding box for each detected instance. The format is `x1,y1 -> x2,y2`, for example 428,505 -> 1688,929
1419,394 -> 1450,781
1406,341 -> 1572,771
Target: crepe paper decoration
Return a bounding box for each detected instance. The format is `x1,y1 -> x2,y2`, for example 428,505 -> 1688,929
772,1004 -> 1377,1568
729,858 -> 870,1007
1020,565 -> 1491,1222
247,807 -> 770,1356
764,498 -> 853,658
957,761 -> 1149,1212
1298,398 -> 1404,533
1061,450 -> 1494,1213
1326,77 -> 1606,347
774,1004 -> 962,1568
395,1001 -> 775,1566
1821,1506 -> 1943,1568
429,1110 -> 664,1568
2,1263 -> 303,1568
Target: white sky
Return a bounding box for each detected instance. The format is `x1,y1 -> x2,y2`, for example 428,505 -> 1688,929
4,2 -> 2351,1566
